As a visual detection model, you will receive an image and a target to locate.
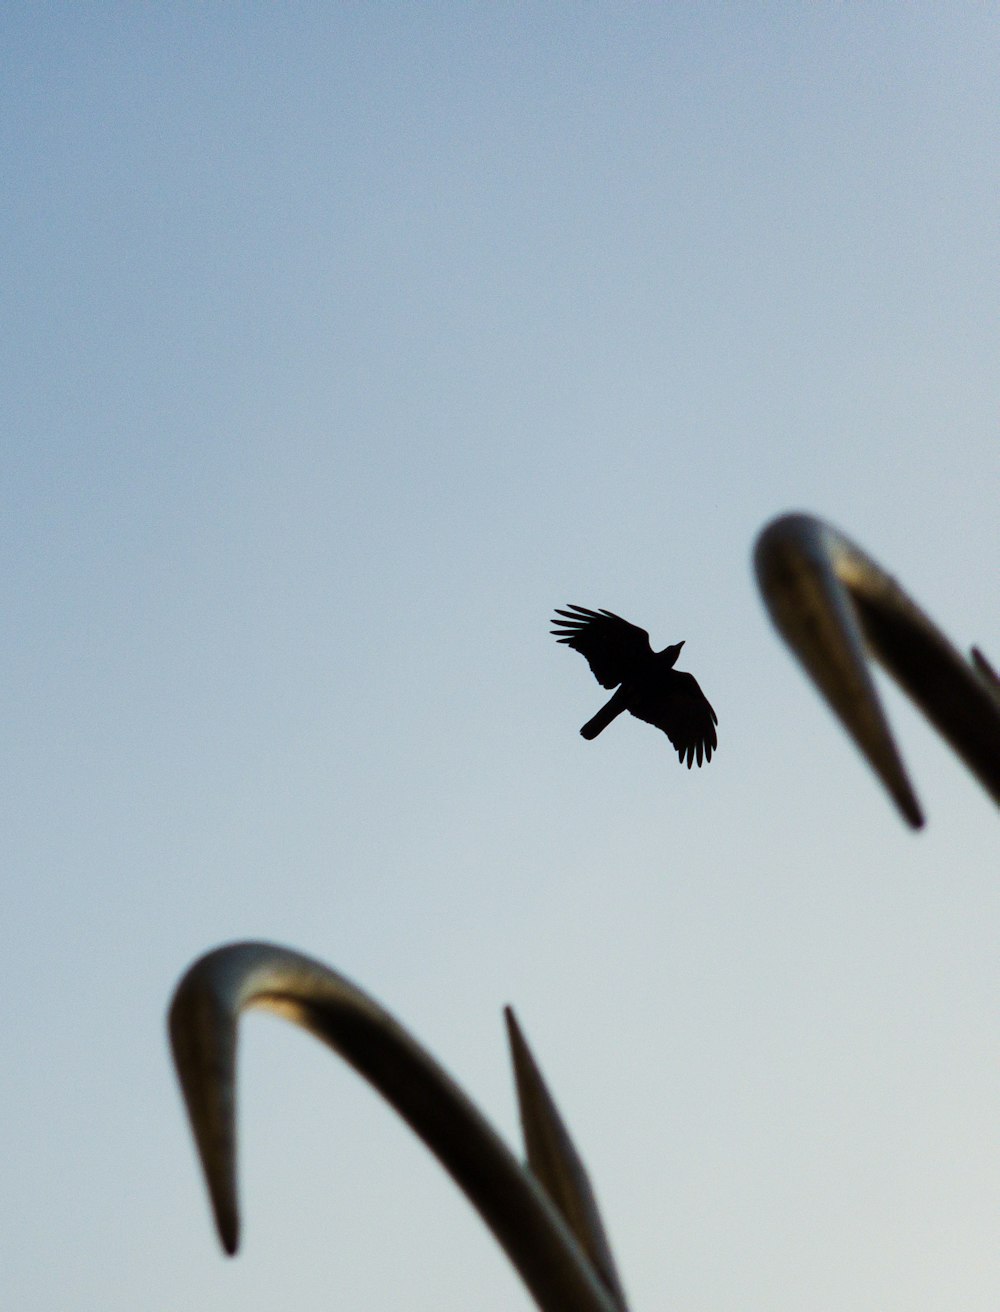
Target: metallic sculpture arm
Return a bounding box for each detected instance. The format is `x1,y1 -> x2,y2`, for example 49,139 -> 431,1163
755,513 -> 1000,828
168,941 -> 627,1312
506,1007 -> 629,1310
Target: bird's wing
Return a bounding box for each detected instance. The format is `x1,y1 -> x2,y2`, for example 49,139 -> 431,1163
551,605 -> 652,689
627,670 -> 719,768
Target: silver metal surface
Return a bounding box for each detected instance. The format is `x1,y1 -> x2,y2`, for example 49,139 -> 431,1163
168,941 -> 625,1312
755,513 -> 1000,827
506,1007 -> 629,1311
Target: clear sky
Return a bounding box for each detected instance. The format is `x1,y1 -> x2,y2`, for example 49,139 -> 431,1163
2,6 -> 997,1310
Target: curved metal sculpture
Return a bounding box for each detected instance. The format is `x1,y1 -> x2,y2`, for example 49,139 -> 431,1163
169,515 -> 997,1305
755,513 -> 1000,828
169,942 -> 628,1312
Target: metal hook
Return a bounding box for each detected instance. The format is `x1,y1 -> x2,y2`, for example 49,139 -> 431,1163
754,513 -> 1000,828
168,941 -> 628,1312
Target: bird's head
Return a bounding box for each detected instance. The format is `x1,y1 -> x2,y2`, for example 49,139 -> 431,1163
661,640 -> 685,666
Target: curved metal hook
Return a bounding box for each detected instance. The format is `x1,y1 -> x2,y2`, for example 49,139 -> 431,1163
755,513 -> 1000,828
168,942 -> 627,1312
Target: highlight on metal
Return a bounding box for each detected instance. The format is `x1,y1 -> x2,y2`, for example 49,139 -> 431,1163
168,941 -> 629,1312
754,512 -> 1000,828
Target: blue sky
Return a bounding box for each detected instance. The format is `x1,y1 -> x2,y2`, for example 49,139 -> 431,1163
2,6 -> 997,1310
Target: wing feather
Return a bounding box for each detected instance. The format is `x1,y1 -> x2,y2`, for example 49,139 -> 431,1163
627,670 -> 718,768
550,605 -> 652,689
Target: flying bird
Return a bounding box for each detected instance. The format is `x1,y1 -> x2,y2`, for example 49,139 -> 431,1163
552,604 -> 718,767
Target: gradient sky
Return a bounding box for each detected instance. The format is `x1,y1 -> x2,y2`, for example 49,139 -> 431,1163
3,6 -> 998,1311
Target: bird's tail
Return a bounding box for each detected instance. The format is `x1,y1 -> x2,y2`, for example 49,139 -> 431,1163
580,688 -> 629,740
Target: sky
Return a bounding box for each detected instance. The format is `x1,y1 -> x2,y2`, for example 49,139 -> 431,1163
2,5 -> 997,1310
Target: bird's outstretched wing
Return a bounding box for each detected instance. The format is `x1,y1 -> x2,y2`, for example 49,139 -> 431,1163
628,671 -> 719,768
551,605 -> 652,689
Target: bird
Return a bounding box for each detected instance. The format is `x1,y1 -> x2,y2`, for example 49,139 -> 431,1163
551,604 -> 718,767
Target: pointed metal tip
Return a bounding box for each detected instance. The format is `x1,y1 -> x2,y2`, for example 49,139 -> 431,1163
971,646 -> 1000,695
220,1220 -> 240,1257
755,515 -> 925,826
168,961 -> 243,1259
897,792 -> 925,831
504,1007 -> 529,1073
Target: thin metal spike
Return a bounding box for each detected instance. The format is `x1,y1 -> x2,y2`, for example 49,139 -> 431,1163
505,1008 -> 629,1312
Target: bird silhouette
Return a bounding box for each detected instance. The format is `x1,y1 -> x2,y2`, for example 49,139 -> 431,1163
552,604 -> 718,767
